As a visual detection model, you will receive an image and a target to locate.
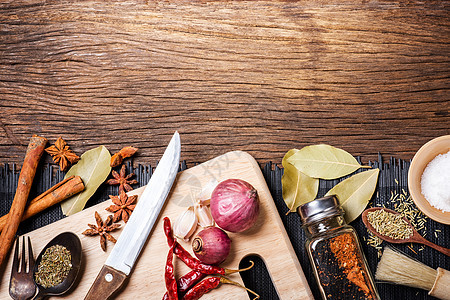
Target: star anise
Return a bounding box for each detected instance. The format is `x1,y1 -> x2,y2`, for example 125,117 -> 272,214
45,137 -> 80,171
107,164 -> 138,194
82,211 -> 121,251
106,190 -> 137,223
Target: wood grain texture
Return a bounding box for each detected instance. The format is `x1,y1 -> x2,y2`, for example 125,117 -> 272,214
0,151 -> 314,299
0,0 -> 449,166
84,265 -> 128,300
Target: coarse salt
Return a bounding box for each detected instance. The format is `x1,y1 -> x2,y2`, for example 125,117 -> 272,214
421,150 -> 450,212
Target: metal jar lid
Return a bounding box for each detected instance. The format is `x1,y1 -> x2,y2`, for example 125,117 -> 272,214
297,195 -> 343,224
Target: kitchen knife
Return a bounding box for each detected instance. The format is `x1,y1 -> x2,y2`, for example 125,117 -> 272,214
84,132 -> 181,300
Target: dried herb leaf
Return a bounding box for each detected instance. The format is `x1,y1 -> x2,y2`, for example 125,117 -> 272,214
282,149 -> 319,213
61,146 -> 111,216
325,169 -> 380,223
287,144 -> 369,179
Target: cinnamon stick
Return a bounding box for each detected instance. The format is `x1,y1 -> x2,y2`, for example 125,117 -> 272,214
0,135 -> 47,267
0,175 -> 84,232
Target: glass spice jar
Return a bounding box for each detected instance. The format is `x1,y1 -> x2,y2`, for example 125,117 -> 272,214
297,195 -> 380,300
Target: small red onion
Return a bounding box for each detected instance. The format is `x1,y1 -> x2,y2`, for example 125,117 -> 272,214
192,227 -> 231,265
210,179 -> 259,233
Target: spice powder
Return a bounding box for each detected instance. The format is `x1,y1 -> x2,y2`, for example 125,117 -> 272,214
311,233 -> 376,300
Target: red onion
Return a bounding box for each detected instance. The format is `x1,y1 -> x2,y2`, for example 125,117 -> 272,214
192,227 -> 231,265
210,179 -> 259,233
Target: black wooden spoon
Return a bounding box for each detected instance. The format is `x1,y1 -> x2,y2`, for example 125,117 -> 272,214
32,232 -> 82,299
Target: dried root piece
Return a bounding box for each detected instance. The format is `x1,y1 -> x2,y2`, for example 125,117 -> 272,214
110,146 -> 138,167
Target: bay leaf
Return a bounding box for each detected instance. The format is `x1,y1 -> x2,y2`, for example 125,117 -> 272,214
61,146 -> 111,216
282,149 -> 319,213
286,144 -> 369,179
325,168 -> 380,223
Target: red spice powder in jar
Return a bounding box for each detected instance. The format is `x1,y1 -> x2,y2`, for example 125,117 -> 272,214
329,233 -> 374,298
298,195 -> 379,300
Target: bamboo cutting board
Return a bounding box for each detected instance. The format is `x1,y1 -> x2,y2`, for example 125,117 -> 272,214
0,151 -> 313,300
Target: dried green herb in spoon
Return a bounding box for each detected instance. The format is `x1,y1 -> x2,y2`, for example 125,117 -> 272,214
35,245 -> 72,288
366,209 -> 413,240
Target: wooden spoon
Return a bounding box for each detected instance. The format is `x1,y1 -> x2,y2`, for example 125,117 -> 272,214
362,207 -> 450,256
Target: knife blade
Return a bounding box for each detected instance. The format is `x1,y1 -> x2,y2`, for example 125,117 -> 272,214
84,132 -> 181,300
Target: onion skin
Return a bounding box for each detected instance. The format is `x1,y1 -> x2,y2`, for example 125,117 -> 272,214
192,227 -> 231,265
210,179 -> 260,233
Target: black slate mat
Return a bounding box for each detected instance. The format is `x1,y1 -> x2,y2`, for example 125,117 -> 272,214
1,157 -> 449,300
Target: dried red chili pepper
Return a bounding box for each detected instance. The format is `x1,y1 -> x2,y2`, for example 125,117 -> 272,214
181,277 -> 260,300
164,217 -> 221,274
162,270 -> 206,300
165,243 -> 178,300
164,216 -> 176,247
178,270 -> 206,293
181,277 -> 220,300
163,217 -> 253,276
175,244 -> 226,275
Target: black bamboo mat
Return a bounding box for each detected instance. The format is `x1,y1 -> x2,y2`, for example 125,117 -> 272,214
1,157 -> 449,300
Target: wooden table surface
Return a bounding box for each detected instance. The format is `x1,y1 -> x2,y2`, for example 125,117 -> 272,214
0,0 -> 449,167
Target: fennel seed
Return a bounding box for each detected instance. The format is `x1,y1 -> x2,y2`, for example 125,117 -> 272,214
367,209 -> 413,240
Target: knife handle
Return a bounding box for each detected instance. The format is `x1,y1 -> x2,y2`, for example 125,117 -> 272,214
84,265 -> 127,300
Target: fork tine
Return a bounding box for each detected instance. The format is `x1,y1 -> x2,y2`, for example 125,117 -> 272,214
27,236 -> 34,272
21,236 -> 26,273
9,236 -> 37,300
11,237 -> 19,272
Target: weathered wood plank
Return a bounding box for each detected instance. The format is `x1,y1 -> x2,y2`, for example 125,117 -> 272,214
0,0 -> 449,166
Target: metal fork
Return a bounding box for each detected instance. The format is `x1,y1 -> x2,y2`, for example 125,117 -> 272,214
9,236 -> 37,300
